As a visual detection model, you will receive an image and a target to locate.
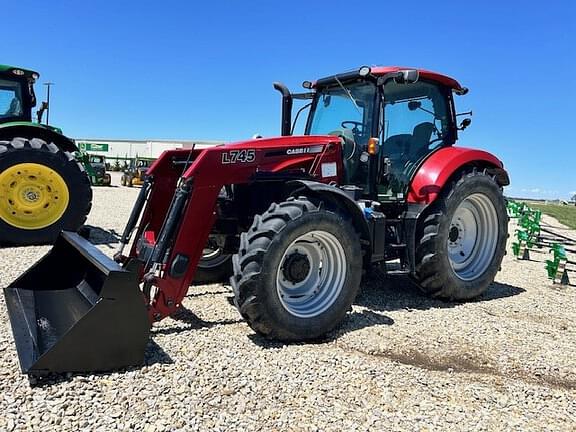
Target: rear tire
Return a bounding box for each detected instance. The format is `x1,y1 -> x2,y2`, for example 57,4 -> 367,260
413,169 -> 507,300
0,137 -> 92,246
231,197 -> 362,341
194,236 -> 232,284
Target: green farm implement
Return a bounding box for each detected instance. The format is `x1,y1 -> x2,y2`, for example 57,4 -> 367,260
546,244 -> 576,285
508,200 -> 576,285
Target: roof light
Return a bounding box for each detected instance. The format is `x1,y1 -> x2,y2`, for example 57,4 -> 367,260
358,66 -> 371,77
302,80 -> 313,89
12,69 -> 25,76
32,73 -> 39,80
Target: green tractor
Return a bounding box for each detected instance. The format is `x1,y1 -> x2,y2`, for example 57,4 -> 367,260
0,64 -> 92,245
76,152 -> 111,186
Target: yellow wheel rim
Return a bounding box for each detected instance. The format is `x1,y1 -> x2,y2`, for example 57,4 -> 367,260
0,163 -> 70,230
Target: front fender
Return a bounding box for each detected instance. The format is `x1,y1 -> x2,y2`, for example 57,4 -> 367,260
407,147 -> 508,204
287,179 -> 371,248
0,122 -> 77,152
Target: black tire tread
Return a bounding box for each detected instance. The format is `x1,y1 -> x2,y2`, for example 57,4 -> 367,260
231,196 -> 360,341
413,169 -> 507,300
0,137 -> 92,245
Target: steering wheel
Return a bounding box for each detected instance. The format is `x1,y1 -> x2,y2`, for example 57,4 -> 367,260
341,121 -> 363,134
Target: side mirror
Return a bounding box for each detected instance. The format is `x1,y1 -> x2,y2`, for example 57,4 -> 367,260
394,69 -> 419,84
458,118 -> 472,130
36,101 -> 48,123
408,101 -> 421,111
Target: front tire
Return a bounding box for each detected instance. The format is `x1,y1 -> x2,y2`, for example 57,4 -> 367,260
231,197 -> 362,341
413,169 -> 508,300
0,137 -> 92,246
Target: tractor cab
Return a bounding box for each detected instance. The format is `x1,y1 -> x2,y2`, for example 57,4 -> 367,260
0,65 -> 38,123
288,66 -> 470,202
89,154 -> 106,165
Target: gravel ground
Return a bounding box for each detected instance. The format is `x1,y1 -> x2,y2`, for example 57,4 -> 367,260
1,175 -> 575,431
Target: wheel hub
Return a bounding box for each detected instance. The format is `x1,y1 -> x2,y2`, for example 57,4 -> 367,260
282,251 -> 311,283
448,226 -> 460,243
0,163 -> 70,230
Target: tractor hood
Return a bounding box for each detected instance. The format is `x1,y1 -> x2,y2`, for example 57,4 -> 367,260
224,135 -> 341,150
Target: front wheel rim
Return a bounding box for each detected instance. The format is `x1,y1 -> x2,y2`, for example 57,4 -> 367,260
0,163 -> 70,230
276,230 -> 347,318
447,193 -> 498,281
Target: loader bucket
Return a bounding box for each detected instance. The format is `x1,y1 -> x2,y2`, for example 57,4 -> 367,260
3,231 -> 150,376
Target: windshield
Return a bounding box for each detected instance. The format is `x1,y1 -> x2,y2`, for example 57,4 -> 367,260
0,79 -> 24,119
307,81 -> 376,143
90,156 -> 104,164
306,81 -> 377,192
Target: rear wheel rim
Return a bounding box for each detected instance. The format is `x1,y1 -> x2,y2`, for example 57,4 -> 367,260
447,193 -> 498,281
276,230 -> 347,318
0,163 -> 70,229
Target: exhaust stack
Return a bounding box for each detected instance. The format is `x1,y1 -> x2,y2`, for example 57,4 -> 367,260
273,82 -> 293,136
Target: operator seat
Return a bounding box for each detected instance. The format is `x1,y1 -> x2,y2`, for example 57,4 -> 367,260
4,98 -> 21,117
410,122 -> 435,159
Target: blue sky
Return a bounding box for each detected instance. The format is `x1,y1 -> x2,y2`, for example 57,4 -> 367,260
3,1 -> 575,199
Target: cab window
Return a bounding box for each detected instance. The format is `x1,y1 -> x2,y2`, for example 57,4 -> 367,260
0,79 -> 23,119
383,81 -> 450,158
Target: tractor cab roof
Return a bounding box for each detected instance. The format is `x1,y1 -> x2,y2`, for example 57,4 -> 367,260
0,64 -> 40,81
314,66 -> 464,93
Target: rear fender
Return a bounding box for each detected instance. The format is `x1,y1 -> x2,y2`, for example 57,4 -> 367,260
407,147 -> 509,204
0,123 -> 77,152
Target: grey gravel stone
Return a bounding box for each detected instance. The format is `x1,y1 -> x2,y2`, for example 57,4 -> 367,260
0,174 -> 575,431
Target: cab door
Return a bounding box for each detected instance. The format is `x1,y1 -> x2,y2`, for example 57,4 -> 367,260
377,80 -> 454,202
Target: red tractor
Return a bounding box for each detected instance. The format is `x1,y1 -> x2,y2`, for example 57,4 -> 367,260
4,66 -> 509,375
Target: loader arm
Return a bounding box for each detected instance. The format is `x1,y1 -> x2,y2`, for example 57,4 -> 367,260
126,136 -> 344,322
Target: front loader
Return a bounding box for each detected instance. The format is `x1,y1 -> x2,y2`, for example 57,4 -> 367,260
4,66 -> 510,375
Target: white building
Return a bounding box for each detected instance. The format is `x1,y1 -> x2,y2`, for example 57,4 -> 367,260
74,138 -> 225,160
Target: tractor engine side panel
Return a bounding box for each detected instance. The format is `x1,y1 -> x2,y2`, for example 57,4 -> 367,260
407,147 -> 507,204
